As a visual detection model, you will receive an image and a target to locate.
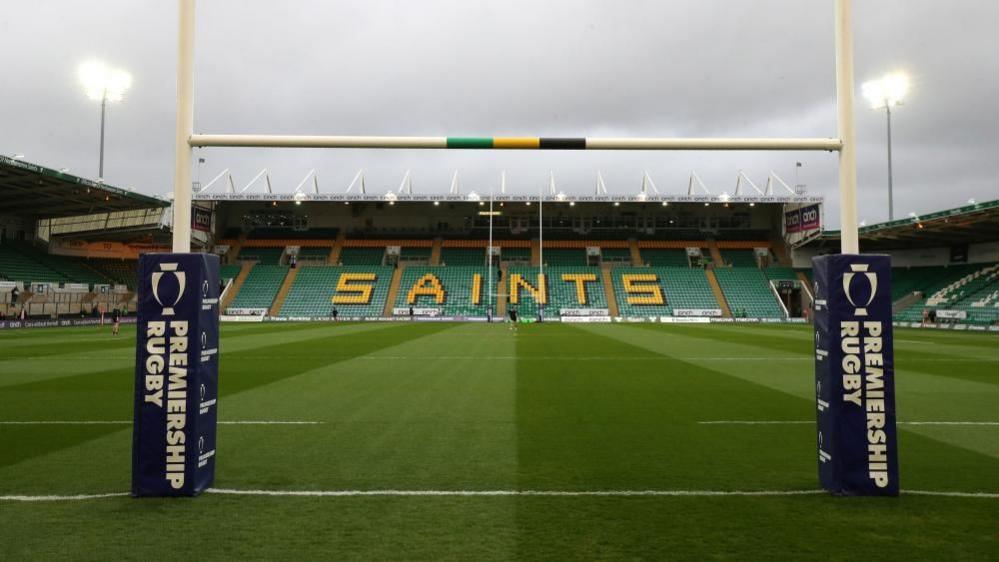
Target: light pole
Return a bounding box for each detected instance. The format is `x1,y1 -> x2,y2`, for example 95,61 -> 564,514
862,71 -> 909,222
79,61 -> 132,180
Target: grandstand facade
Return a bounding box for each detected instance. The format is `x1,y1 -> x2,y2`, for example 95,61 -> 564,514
2,155 -> 998,331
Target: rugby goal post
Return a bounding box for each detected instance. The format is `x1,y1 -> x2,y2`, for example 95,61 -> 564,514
141,0 -> 895,498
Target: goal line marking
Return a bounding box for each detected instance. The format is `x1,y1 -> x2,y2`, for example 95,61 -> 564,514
0,420 -> 323,426
698,421 -> 999,426
3,488 -> 998,502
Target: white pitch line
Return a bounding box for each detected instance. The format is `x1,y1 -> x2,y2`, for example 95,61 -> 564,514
0,420 -> 323,426
698,421 -> 999,426
5,488 -> 998,502
207,488 -> 825,498
0,492 -> 129,502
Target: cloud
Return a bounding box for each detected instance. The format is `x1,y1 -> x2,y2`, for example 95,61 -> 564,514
1,0 -> 996,228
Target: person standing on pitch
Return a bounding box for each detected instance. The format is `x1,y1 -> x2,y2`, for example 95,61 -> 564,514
508,307 -> 518,331
111,307 -> 121,336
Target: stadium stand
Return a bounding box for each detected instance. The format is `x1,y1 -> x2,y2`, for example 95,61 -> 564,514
713,267 -> 785,318
600,247 -> 632,263
296,247 -> 331,263
440,247 -> 485,266
400,247 -> 432,262
640,249 -> 689,267
500,248 -> 531,263
393,266 -> 490,317
720,249 -> 758,268
279,265 -> 394,318
220,264 -> 242,282
76,257 -> 139,289
0,242 -> 108,286
611,267 -> 720,317
505,266 -> 607,318
541,249 -> 588,266
227,264 -> 288,311
338,247 -> 385,265
893,263 -> 999,325
238,247 -> 285,265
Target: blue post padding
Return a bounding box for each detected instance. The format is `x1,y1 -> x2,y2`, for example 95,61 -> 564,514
132,253 -> 220,497
813,254 -> 899,496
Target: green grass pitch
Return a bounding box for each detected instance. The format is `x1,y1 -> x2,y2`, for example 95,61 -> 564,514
1,322 -> 998,559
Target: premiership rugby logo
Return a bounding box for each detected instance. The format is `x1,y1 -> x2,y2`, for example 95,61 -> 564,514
842,263 -> 877,317
151,263 -> 187,316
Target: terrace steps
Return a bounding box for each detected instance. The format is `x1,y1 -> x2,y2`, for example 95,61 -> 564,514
601,264 -> 620,317
383,264 -> 405,317
269,267 -> 299,316
497,263 -> 508,317
629,239 -> 642,266
705,268 -> 733,318
329,231 -> 346,264
430,239 -> 442,265
221,261 -> 254,311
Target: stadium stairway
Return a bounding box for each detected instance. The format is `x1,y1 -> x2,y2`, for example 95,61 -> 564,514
496,263 -> 508,318
704,269 -> 733,317
893,291 -> 923,314
601,263 -> 620,317
220,261 -> 254,311
629,239 -> 642,265
268,268 -> 299,315
228,232 -> 246,264
430,239 -> 442,265
329,231 -> 345,264
383,264 -> 405,316
707,241 -> 725,267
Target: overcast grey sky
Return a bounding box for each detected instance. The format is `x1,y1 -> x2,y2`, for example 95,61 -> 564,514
2,0 -> 996,227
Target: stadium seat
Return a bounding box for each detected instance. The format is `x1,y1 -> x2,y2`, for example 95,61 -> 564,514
719,249 -> 758,268
279,265 -> 394,318
506,266 -> 607,318
713,267 -> 785,318
640,249 -> 689,267
228,264 -> 288,311
238,247 -> 285,265
612,267 -> 718,317
393,266 -> 491,317
440,248 -> 485,266
338,247 -> 386,265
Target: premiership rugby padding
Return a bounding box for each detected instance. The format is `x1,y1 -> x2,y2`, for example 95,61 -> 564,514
132,253 -> 220,497
813,254 -> 899,496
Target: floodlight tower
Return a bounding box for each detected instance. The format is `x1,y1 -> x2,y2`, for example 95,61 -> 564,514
862,71 -> 909,221
79,60 -> 132,180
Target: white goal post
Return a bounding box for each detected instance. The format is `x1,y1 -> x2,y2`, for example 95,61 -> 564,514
170,0 -> 859,256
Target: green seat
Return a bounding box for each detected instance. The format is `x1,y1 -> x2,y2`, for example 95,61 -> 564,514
339,248 -> 385,265
279,265 -> 393,318
713,267 -> 784,318
228,264 -> 288,311
394,266 -> 491,317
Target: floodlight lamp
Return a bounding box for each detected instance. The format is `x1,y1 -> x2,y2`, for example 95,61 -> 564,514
862,72 -> 909,109
79,60 -> 132,102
